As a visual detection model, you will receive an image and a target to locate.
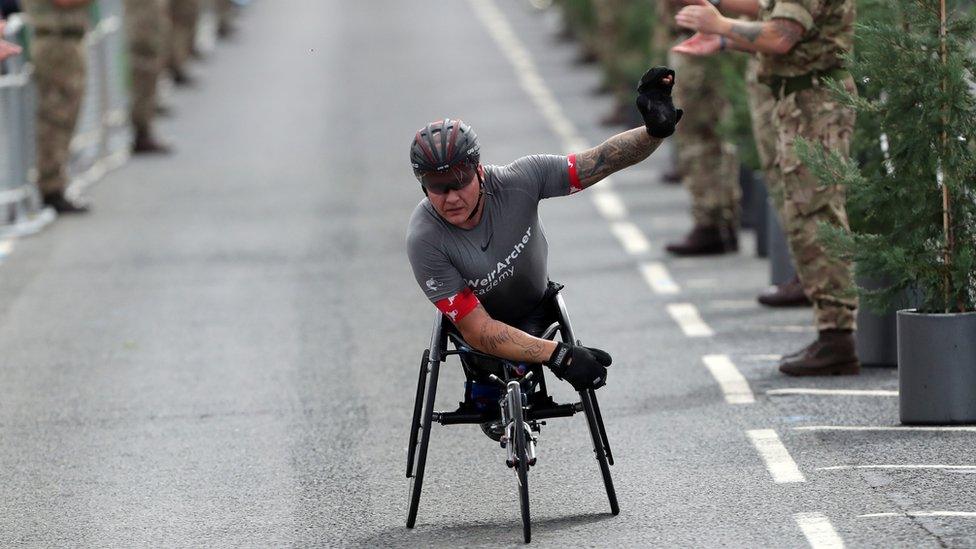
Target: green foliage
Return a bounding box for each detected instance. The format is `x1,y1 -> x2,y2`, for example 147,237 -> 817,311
798,0 -> 976,313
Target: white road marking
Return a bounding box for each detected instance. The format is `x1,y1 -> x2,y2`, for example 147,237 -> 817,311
702,354 -> 754,404
794,512 -> 845,549
609,222 -> 650,255
591,190 -> 627,220
666,303 -> 714,337
860,511 -> 976,519
768,389 -> 898,397
795,426 -> 976,433
0,239 -> 13,259
820,465 -> 976,472
746,429 -> 806,483
639,262 -> 680,295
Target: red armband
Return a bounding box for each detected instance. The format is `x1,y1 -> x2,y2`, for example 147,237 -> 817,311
435,287 -> 479,323
567,153 -> 582,194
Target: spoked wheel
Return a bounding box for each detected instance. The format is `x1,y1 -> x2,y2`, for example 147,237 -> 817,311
406,350 -> 439,528
581,389 -> 619,515
508,383 -> 531,543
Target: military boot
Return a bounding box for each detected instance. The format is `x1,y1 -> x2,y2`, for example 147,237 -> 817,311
43,191 -> 90,214
778,329 -> 860,376
665,224 -> 738,256
133,127 -> 173,155
757,275 -> 812,307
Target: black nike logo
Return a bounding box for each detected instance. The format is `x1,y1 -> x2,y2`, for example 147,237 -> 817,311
481,232 -> 493,251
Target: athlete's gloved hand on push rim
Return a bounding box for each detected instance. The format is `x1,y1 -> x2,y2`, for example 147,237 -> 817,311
546,343 -> 612,391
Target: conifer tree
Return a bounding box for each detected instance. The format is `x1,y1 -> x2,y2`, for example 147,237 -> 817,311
798,0 -> 976,313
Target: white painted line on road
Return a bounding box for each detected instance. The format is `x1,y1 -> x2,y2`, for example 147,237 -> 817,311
640,262 -> 680,295
794,512 -> 845,549
702,354 -> 754,404
795,425 -> 976,433
609,222 -> 650,255
820,465 -> 976,472
768,389 -> 898,397
666,303 -> 714,337
747,429 -> 806,483
0,238 -> 13,260
591,190 -> 627,220
860,511 -> 976,519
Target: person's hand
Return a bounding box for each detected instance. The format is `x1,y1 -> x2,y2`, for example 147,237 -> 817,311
546,342 -> 612,391
671,32 -> 723,56
675,0 -> 727,34
635,66 -> 683,138
0,21 -> 22,63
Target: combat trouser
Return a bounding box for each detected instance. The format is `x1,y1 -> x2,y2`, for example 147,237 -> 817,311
33,32 -> 86,196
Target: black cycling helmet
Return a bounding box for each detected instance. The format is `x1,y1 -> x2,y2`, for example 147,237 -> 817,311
410,118 -> 480,181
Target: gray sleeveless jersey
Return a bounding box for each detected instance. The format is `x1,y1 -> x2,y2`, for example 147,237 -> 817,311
406,154 -> 578,323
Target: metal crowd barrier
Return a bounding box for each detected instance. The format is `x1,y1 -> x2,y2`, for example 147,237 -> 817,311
68,0 -> 131,196
0,15 -> 52,237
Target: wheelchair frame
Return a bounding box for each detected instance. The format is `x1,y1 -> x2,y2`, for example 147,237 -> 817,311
404,291 -> 619,540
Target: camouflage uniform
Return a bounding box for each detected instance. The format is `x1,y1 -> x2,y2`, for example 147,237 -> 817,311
663,1 -> 739,230
169,0 -> 199,74
758,0 -> 857,330
21,0 -> 91,197
124,0 -> 169,137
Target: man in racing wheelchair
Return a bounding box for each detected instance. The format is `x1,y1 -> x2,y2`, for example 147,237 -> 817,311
406,67 -> 682,438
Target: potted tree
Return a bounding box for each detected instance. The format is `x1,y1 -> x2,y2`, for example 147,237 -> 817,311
799,0 -> 976,423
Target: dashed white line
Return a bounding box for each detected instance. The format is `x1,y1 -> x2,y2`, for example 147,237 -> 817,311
0,239 -> 13,259
746,429 -> 806,483
702,354 -> 754,404
768,389 -> 898,397
794,512 -> 845,549
795,426 -> 976,433
820,465 -> 976,472
609,221 -> 650,255
666,303 -> 714,337
860,511 -> 976,519
590,190 -> 627,220
639,262 -> 680,295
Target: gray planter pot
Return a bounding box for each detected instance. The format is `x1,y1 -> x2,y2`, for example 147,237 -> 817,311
855,275 -> 897,367
898,310 -> 976,424
767,200 -> 796,285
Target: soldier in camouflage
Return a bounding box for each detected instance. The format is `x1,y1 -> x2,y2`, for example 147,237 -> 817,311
21,0 -> 93,213
660,0 -> 740,256
169,0 -> 199,85
673,0 -> 860,376
124,0 -> 172,154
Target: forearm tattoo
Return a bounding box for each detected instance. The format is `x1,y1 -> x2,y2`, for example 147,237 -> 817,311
477,317 -> 547,362
730,21 -> 763,42
576,128 -> 661,188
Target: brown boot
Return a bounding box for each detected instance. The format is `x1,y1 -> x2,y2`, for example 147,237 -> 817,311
661,167 -> 682,185
757,275 -> 812,307
133,128 -> 173,155
665,225 -> 738,256
43,191 -> 90,214
779,329 -> 860,376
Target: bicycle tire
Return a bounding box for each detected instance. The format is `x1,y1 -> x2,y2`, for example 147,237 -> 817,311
510,384 -> 531,543
406,355 -> 440,528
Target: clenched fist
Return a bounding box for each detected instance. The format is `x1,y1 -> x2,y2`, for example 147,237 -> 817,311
635,67 -> 683,138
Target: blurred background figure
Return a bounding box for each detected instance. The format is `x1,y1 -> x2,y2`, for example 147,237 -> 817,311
662,0 -> 739,255
124,0 -> 172,154
21,0 -> 92,213
168,0 -> 199,85
0,18 -> 23,60
216,0 -> 236,38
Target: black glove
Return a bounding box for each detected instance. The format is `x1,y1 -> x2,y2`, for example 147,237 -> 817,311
546,342 -> 612,391
635,66 -> 684,138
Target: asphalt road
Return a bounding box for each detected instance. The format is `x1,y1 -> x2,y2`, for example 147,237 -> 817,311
0,1 -> 973,547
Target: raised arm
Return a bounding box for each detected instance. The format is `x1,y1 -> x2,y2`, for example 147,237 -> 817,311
574,128 -> 663,189
672,0 -> 760,18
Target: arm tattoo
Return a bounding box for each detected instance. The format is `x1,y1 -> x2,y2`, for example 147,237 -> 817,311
474,310 -> 547,362
479,320 -> 514,352
575,128 -> 661,188
730,21 -> 763,42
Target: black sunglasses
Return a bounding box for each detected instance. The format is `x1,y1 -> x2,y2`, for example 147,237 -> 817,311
420,165 -> 478,195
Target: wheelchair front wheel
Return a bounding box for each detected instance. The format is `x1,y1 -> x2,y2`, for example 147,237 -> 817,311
507,383 -> 531,543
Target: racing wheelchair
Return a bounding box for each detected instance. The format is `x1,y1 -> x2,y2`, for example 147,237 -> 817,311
404,285 -> 618,543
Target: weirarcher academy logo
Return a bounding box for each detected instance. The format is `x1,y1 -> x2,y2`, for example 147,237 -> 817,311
426,278 -> 443,292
